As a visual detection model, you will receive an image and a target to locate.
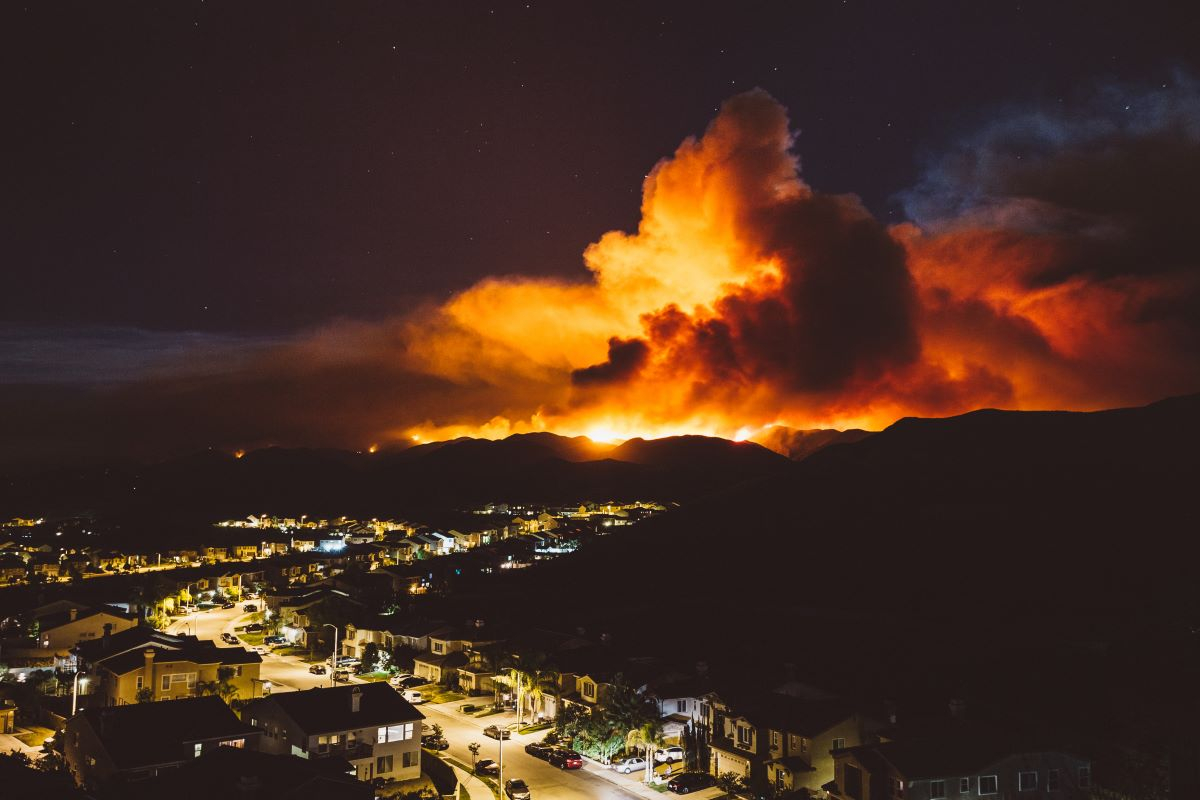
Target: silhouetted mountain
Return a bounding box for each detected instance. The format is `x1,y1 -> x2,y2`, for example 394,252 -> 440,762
0,432 -> 789,519
750,425 -> 875,459
515,394 -> 1199,635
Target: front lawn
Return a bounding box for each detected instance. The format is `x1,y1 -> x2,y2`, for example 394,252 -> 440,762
239,632 -> 264,645
357,671 -> 392,683
14,726 -> 54,747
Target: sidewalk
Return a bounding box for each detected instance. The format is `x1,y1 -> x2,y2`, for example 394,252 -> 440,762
451,763 -> 495,800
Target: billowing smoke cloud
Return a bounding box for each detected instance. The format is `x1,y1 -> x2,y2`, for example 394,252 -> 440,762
3,81 -> 1199,467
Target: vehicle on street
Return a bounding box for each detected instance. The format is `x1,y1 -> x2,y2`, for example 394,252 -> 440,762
309,664 -> 327,674
252,646 -> 267,654
221,602 -> 235,609
524,741 -> 553,760
244,623 -> 264,633
655,746 -> 685,762
460,703 -> 479,713
667,773 -> 715,794
243,603 -> 257,612
220,633 -> 238,644
612,755 -> 647,774
332,655 -> 360,667
548,749 -> 583,769
475,759 -> 500,777
402,689 -> 425,704
332,669 -> 351,683
389,673 -> 413,686
263,635 -> 286,645
504,779 -> 531,800
400,676 -> 425,688
421,734 -> 449,750
483,725 -> 511,740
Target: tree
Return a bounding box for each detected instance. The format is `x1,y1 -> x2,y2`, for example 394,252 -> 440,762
717,771 -> 748,794
467,741 -> 481,769
136,687 -> 154,703
391,644 -> 416,673
431,723 -> 444,739
626,720 -> 665,784
362,642 -> 380,673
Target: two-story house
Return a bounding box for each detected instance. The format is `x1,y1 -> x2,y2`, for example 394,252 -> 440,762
32,603 -> 138,653
825,734 -> 1092,800
708,689 -> 873,794
245,683 -> 424,784
63,695 -> 260,789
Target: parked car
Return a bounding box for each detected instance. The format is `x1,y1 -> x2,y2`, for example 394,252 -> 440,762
655,746 -> 685,763
667,773 -> 715,794
524,741 -> 554,760
475,759 -> 500,776
388,673 -> 413,686
612,756 -> 647,774
421,734 -> 449,750
332,669 -> 351,683
483,725 -> 511,740
504,779 -> 531,800
400,676 -> 425,688
244,623 -> 264,633
402,689 -> 425,704
263,635 -> 285,645
221,601 -> 235,609
309,664 -> 327,674
243,603 -> 257,612
332,655 -> 360,667
220,633 -> 238,644
460,703 -> 479,713
548,749 -> 583,770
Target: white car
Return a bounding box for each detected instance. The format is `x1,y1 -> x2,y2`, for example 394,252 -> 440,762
389,672 -> 413,686
402,689 -> 425,704
654,747 -> 684,762
612,756 -> 647,774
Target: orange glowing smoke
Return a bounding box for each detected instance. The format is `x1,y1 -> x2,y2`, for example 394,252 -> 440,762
386,89 -> 1199,447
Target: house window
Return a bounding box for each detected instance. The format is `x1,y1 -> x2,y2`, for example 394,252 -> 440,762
378,723 -> 414,743
136,676 -> 143,691
1047,769 -> 1060,791
193,743 -> 202,758
235,666 -> 243,677
832,737 -> 846,751
960,778 -> 971,793
771,731 -> 780,748
221,739 -> 245,748
843,764 -> 863,800
892,777 -> 904,798
1018,772 -> 1037,791
377,755 -> 393,774
582,681 -> 596,699
318,735 -> 330,753
978,775 -> 998,795
736,725 -> 753,747
676,700 -> 687,713
403,750 -> 418,767
160,672 -> 197,692
1078,767 -> 1090,788
930,780 -> 945,799
433,642 -> 444,654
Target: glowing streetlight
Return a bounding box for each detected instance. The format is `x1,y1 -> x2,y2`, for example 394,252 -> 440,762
323,623 -> 339,687
71,671 -> 88,716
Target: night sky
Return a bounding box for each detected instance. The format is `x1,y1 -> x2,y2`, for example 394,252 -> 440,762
4,1 -> 1200,467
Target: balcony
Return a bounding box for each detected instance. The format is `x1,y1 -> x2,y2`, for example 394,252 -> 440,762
314,742 -> 374,761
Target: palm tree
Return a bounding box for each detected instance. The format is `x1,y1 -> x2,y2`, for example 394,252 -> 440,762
625,720 -> 665,784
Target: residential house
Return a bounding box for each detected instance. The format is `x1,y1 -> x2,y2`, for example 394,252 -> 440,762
63,695 -> 260,789
245,683 -> 424,784
32,603 -> 138,653
707,688 -> 874,794
825,732 -> 1093,800
648,675 -> 714,743
413,622 -> 504,685
343,617 -> 446,660
78,626 -> 264,705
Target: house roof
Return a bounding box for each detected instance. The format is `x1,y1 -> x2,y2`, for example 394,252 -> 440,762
247,682 -> 423,736
75,695 -> 259,771
414,650 -> 469,669
727,693 -> 855,737
116,746 -> 372,800
96,640 -> 262,674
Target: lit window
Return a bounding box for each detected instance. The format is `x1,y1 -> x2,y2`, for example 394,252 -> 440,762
1018,772 -> 1037,791
221,739 -> 245,748
736,726 -> 753,746
892,777 -> 904,798
930,780 -> 945,799
193,743 -> 202,758
771,731 -> 780,748
832,737 -> 846,751
378,723 -> 414,743
582,681 -> 595,698
979,775 -> 998,795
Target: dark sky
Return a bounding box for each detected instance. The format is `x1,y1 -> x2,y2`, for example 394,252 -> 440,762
7,1 -> 1195,335
3,1 -> 1200,468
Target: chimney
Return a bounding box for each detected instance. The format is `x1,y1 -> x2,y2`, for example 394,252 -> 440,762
350,687 -> 362,713
143,648 -> 156,687
949,698 -> 967,720
102,623 -> 112,650
69,607 -> 78,622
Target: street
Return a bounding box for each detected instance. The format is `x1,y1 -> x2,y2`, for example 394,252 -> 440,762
166,604 -> 336,693
421,699 -> 723,800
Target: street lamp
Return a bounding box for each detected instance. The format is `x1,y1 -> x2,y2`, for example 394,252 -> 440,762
323,623 -> 338,687
71,671 -> 87,716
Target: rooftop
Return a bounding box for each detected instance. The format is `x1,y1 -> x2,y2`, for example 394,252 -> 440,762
247,682 -> 423,736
